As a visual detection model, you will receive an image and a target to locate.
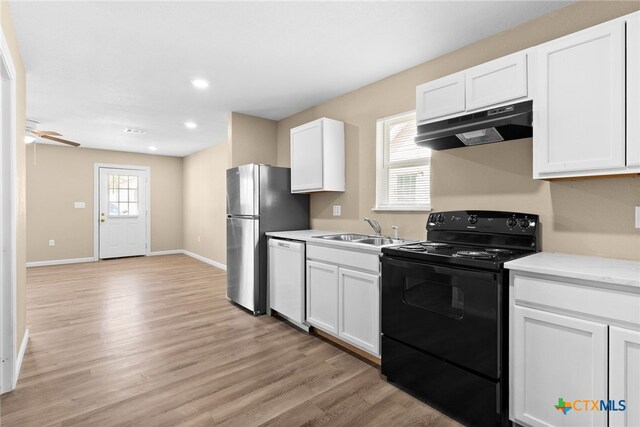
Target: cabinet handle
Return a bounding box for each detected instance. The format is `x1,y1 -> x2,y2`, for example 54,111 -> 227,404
277,242 -> 290,248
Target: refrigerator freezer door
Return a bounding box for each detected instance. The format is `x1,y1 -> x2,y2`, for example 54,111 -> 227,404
227,216 -> 260,312
227,164 -> 259,217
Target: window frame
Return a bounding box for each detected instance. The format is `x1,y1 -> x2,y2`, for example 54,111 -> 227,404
374,110 -> 431,212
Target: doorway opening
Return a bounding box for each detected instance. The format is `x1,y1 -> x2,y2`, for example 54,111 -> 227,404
0,26 -> 17,393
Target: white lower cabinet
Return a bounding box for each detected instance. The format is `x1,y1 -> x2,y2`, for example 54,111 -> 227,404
508,254 -> 640,427
610,326 -> 640,427
305,243 -> 381,356
306,260 -> 339,334
512,307 -> 608,427
338,268 -> 380,355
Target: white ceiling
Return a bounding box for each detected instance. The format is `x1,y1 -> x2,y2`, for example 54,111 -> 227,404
9,1 -> 572,157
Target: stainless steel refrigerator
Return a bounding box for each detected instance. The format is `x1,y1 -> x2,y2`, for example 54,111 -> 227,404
226,164 -> 310,315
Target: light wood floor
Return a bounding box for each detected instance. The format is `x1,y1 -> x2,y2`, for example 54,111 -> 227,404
1,254 -> 461,426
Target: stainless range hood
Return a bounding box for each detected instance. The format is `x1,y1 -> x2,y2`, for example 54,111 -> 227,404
415,100 -> 533,151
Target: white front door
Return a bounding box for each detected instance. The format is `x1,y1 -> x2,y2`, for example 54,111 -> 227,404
99,167 -> 148,259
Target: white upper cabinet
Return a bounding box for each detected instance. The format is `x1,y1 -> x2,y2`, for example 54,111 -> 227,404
416,52 -> 529,125
627,12 -> 640,168
416,74 -> 465,123
533,18 -> 629,179
290,117 -> 345,193
466,52 -> 528,111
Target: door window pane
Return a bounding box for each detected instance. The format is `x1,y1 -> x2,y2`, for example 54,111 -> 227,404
108,173 -> 140,217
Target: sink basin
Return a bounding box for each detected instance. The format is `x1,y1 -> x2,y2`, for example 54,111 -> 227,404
316,233 -> 369,241
356,237 -> 407,246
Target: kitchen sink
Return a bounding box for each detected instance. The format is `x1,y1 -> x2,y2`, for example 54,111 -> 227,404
316,233 -> 370,241
315,234 -> 410,246
356,237 -> 407,246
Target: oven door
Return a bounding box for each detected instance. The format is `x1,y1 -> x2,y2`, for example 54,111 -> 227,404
382,256 -> 501,379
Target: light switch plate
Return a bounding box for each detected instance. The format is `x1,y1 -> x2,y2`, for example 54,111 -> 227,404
332,205 -> 341,216
636,206 -> 640,229
74,201 -> 85,209
49,240 -> 55,247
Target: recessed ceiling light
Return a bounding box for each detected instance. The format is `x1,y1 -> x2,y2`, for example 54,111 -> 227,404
184,122 -> 197,129
148,146 -> 158,151
190,78 -> 209,89
24,135 -> 35,144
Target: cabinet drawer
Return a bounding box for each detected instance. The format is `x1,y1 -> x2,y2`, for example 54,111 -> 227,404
514,274 -> 640,326
307,244 -> 379,273
465,52 -> 528,111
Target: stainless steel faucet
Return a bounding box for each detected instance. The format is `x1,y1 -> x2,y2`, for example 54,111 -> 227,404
364,217 -> 382,236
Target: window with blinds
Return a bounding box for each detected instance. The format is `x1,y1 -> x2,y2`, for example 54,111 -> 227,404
375,111 -> 431,211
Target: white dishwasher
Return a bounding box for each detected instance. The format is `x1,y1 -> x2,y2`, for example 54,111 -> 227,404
268,238 -> 308,331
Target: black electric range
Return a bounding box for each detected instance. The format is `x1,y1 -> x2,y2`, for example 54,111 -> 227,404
381,210 -> 539,427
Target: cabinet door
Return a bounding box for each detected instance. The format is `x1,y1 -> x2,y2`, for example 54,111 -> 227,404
534,20 -> 625,176
416,73 -> 465,124
512,307 -> 608,427
627,12 -> 640,167
291,120 -> 323,192
268,239 -> 305,324
466,52 -> 528,111
306,260 -> 338,334
338,268 -> 380,355
610,326 -> 640,427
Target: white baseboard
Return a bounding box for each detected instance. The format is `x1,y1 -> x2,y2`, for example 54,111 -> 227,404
148,250 -> 183,256
13,329 -> 29,389
25,251 -> 226,271
182,250 -> 227,271
26,257 -> 94,268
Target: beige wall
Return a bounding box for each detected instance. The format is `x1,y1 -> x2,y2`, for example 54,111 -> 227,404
2,0 -> 28,354
228,112 -> 277,167
183,143 -> 227,265
26,144 -> 183,262
276,1 -> 640,261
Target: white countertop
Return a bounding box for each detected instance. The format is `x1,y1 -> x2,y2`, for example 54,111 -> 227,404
505,252 -> 640,289
265,229 -> 336,241
266,229 -> 414,253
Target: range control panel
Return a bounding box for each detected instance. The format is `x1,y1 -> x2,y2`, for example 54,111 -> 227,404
427,210 -> 538,236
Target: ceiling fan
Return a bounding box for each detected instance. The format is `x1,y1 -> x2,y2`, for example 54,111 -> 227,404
26,119 -> 80,147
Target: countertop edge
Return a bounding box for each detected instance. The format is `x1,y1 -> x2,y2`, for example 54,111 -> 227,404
505,252 -> 640,289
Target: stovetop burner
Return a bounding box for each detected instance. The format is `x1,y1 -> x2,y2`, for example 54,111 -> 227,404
421,242 -> 452,248
453,250 -> 495,259
484,248 -> 515,254
398,242 -> 453,252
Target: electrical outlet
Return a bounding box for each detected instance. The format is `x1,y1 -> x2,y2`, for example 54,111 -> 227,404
49,240 -> 55,247
636,206 -> 640,229
197,236 -> 201,242
74,201 -> 85,209
332,205 -> 341,216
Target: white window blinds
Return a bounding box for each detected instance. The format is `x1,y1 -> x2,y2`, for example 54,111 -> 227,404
375,111 -> 431,211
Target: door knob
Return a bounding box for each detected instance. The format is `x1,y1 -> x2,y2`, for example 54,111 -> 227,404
100,219 -> 106,223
